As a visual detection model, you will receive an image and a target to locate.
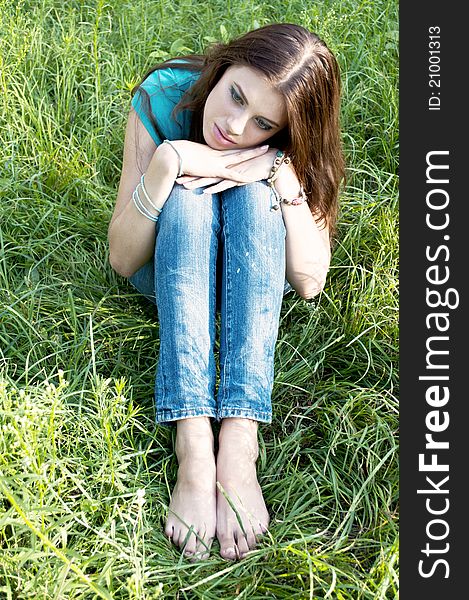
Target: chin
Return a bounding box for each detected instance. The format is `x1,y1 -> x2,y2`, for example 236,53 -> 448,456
204,133 -> 226,150
205,139 -> 219,149
201,124 -> 214,148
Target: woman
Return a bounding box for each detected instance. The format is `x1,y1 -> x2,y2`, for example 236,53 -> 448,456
108,23 -> 344,561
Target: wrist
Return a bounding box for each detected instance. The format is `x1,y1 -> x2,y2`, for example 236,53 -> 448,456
142,145 -> 180,212
155,142 -> 181,179
274,162 -> 301,199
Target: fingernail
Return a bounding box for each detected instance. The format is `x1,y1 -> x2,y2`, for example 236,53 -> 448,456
261,145 -> 269,149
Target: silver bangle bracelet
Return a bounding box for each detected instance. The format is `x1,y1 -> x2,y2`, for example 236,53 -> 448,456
132,186 -> 159,222
140,174 -> 162,213
162,139 -> 184,177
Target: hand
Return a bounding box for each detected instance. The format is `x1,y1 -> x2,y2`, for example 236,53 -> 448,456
175,148 -> 279,194
165,140 -> 271,184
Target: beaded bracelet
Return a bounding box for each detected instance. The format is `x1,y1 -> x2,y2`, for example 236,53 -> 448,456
268,150 -> 305,211
280,186 -> 307,206
267,150 -> 291,186
267,150 -> 288,211
162,139 -> 184,177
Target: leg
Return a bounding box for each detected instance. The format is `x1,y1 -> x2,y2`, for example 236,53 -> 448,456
216,181 -> 286,559
155,184 -> 221,559
154,183 -> 221,423
217,180 -> 286,421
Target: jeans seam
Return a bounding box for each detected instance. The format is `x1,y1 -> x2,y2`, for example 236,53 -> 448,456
211,194 -> 221,339
219,198 -> 231,413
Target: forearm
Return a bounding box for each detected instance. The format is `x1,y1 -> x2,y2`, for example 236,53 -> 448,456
281,203 -> 331,298
108,144 -> 179,278
275,165 -> 331,299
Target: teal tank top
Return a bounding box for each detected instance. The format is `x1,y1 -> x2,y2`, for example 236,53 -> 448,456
131,62 -> 201,145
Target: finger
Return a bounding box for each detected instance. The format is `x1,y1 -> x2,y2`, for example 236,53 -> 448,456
203,180 -> 240,194
220,144 -> 269,156
184,177 -> 223,190
223,145 -> 269,164
218,148 -> 258,156
220,168 -> 255,184
176,176 -> 199,184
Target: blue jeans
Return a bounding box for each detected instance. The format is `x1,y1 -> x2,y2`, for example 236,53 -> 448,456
129,181 -> 288,425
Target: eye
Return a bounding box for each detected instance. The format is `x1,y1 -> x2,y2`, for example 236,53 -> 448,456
230,86 -> 243,104
230,86 -> 272,131
256,118 -> 272,131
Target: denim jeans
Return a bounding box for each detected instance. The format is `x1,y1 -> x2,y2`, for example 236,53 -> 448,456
129,181 -> 288,425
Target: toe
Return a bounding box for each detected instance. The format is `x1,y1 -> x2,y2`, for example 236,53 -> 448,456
254,521 -> 269,536
235,535 -> 250,558
220,545 -> 238,560
164,522 -> 175,539
246,528 -> 257,549
173,529 -> 184,548
181,529 -> 198,557
172,525 -> 184,546
218,533 -> 238,561
194,534 -> 213,561
174,526 -> 186,547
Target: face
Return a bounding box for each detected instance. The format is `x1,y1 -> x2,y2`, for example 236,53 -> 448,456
202,65 -> 288,149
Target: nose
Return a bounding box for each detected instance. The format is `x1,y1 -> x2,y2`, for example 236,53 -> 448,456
225,113 -> 249,137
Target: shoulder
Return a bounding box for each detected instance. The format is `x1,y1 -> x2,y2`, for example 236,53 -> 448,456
131,60 -> 201,145
138,61 -> 201,100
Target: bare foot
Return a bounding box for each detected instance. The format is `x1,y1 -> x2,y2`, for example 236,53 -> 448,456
164,417 -> 216,560
216,418 -> 270,560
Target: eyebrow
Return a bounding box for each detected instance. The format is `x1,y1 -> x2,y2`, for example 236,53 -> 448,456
234,82 -> 281,128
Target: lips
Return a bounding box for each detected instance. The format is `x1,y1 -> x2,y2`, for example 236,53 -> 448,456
215,124 -> 235,144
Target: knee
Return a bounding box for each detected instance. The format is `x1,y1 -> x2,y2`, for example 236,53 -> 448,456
222,181 -> 271,210
222,181 -> 285,237
158,184 -> 220,237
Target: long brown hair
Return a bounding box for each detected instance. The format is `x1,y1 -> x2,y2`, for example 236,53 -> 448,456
132,23 -> 345,237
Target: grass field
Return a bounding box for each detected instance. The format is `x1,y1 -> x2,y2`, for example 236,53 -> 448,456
0,0 -> 398,598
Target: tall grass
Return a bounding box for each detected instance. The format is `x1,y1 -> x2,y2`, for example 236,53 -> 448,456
0,0 -> 398,597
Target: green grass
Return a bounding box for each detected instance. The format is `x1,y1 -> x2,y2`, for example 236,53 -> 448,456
0,0 -> 398,597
